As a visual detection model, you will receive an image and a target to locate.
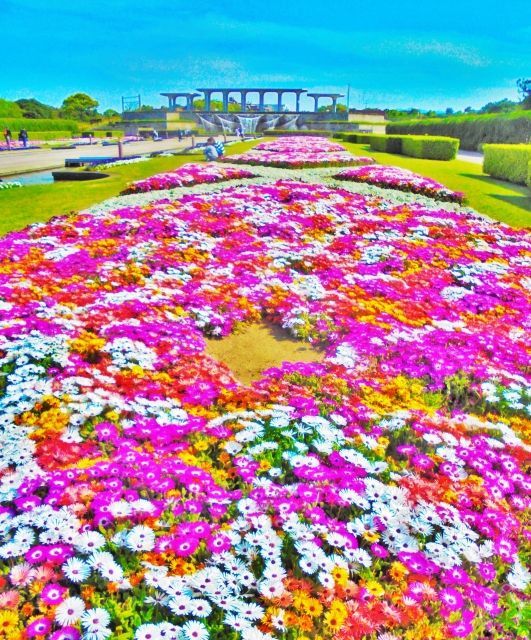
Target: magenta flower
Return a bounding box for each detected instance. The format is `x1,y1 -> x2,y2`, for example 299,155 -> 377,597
206,534 -> 232,553
41,582 -> 68,605
27,617 -> 52,637
171,536 -> 201,556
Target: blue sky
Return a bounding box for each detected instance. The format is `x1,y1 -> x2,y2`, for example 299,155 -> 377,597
2,0 -> 531,112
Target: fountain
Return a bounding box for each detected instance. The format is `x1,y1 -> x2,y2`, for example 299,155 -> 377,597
236,115 -> 262,135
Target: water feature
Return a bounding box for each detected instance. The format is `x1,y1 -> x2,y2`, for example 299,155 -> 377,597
236,115 -> 262,135
2,169 -> 55,186
197,115 -> 221,133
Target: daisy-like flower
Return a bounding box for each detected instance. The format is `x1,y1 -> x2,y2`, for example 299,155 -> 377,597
41,582 -> 67,605
49,627 -> 81,640
181,620 -> 209,640
63,557 -> 91,583
9,562 -> 35,586
224,613 -> 252,632
55,596 -> 86,626
74,531 -> 106,554
80,607 -> 111,631
134,623 -> 162,640
26,617 -> 52,637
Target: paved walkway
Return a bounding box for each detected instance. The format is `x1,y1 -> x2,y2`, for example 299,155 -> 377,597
0,137 -> 206,177
457,150 -> 483,165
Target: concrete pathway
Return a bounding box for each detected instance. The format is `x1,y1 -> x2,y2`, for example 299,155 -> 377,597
457,150 -> 483,165
0,137 -> 207,178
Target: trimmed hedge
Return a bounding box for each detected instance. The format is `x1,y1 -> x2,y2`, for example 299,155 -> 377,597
483,144 -> 531,185
401,136 -> 459,161
27,131 -> 72,141
0,118 -> 79,133
528,160 -> 531,189
369,134 -> 403,154
387,112 -> 531,151
333,133 -> 374,143
85,130 -> 125,138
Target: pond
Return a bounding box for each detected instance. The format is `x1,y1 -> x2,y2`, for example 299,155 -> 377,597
3,169 -> 55,186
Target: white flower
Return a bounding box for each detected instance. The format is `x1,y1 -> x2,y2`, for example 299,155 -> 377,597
258,579 -> 284,599
126,525 -> 156,552
55,596 -> 86,626
181,620 -> 209,640
81,607 -> 111,631
63,557 -> 91,583
75,531 -> 106,554
135,624 -> 162,640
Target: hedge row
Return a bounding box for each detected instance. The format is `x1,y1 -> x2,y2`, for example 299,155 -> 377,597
28,131 -> 73,141
85,130 -> 125,138
387,113 -> 531,151
334,132 -> 459,160
483,144 -> 531,186
0,118 -> 79,133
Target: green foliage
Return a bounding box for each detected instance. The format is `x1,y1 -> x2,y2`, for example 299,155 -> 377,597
86,130 -> 125,138
27,131 -> 73,141
483,144 -> 531,185
388,112 -> 531,151
61,93 -> 100,120
478,98 -> 518,114
0,118 -> 79,133
369,134 -> 403,154
0,98 -> 23,118
103,109 -> 119,117
15,98 -> 58,119
528,159 -> 531,189
401,135 -> 459,160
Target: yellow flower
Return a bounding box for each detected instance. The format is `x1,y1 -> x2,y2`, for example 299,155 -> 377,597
331,566 -> 348,586
0,610 -> 19,632
365,580 -> 384,597
362,530 -> 380,543
302,598 -> 322,618
324,610 -> 345,632
389,561 -> 409,581
181,562 -> 196,575
330,599 -> 348,618
105,411 -> 120,421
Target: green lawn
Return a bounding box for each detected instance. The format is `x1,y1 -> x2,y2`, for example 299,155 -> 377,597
1,138 -> 531,236
341,142 -> 531,228
0,139 -> 258,237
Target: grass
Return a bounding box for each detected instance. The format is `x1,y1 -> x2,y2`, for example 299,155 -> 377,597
0,139 -> 258,237
2,138 -> 531,236
341,142 -> 531,228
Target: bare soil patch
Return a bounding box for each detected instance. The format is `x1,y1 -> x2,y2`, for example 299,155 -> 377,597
205,320 -> 324,385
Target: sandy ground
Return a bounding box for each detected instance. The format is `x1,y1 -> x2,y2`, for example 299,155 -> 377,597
205,320 -> 324,385
0,137 -> 206,177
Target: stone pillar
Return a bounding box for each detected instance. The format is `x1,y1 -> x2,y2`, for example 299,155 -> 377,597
332,97 -> 337,113
204,91 -> 211,112
258,91 -> 265,112
222,91 -> 229,113
313,96 -> 319,112
277,92 -> 283,112
241,91 -> 247,113
187,95 -> 193,111
295,92 -> 300,112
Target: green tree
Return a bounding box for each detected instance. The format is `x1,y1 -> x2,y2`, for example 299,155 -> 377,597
61,93 -> 99,120
16,98 -> 58,119
479,98 -> 517,114
103,109 -> 119,117
517,79 -> 531,109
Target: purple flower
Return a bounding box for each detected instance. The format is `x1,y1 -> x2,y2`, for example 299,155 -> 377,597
27,617 -> 52,637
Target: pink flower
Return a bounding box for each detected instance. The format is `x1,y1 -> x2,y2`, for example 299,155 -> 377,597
206,534 -> 232,553
439,588 -> 464,611
171,536 -> 201,556
41,583 -> 68,605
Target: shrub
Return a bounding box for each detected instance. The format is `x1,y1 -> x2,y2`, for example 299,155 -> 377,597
0,118 -> 79,133
369,135 -> 403,154
0,98 -> 23,118
401,136 -> 459,160
527,160 -> 531,190
27,131 -> 73,141
85,130 -> 125,138
483,144 -> 531,185
387,112 -> 531,151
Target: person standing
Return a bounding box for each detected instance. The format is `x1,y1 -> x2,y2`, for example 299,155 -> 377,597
177,129 -> 183,141
19,128 -> 28,149
3,126 -> 12,151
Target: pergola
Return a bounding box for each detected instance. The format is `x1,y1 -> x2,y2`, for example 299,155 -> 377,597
306,93 -> 345,113
160,92 -> 201,111
195,88 -> 307,113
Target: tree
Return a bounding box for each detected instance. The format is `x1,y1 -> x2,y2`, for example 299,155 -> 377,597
517,79 -> 531,109
103,109 -> 119,117
61,93 -> 99,120
464,106 -> 473,113
16,98 -> 58,119
479,99 -> 517,114
445,107 -> 454,115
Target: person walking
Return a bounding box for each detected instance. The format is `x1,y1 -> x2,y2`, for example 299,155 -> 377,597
177,129 -> 183,141
19,128 -> 28,149
3,126 -> 12,151
203,137 -> 219,161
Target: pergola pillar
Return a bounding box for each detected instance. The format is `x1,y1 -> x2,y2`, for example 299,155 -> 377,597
332,97 -> 337,113
241,91 -> 247,113
222,91 -> 229,113
313,96 -> 319,111
295,92 -> 301,112
258,91 -> 265,112
277,92 -> 283,112
204,91 -> 212,112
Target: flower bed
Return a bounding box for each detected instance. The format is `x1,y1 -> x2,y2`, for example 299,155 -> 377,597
221,151 -> 375,168
255,137 -> 346,153
1,180 -> 531,640
122,163 -> 257,194
88,156 -> 150,171
0,180 -> 22,189
334,164 -> 466,203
